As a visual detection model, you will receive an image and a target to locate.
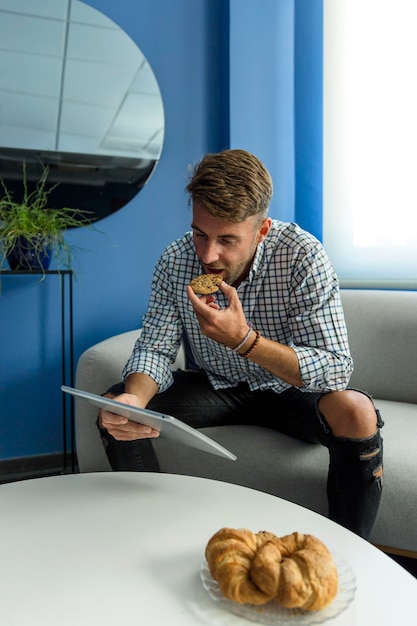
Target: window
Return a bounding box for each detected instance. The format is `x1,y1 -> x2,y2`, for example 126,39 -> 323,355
323,0 -> 417,287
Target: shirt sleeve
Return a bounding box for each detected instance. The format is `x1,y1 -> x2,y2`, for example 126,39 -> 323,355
122,251 -> 184,393
288,241 -> 353,391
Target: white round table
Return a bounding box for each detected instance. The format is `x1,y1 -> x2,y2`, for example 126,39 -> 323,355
0,472 -> 415,625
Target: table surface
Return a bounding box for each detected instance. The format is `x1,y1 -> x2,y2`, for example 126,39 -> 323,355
0,472 -> 415,626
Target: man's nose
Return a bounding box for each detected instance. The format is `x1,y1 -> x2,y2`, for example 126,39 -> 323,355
201,240 -> 220,265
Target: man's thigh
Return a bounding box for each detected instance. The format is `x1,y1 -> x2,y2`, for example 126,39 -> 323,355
147,370 -> 252,429
250,387 -> 326,444
148,371 -> 325,443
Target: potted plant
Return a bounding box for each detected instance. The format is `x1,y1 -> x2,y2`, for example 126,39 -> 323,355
0,162 -> 93,273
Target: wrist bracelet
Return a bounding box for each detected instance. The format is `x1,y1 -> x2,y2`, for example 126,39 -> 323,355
231,323 -> 252,352
239,330 -> 261,358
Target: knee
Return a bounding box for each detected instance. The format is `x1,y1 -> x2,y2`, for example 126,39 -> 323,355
318,390 -> 378,439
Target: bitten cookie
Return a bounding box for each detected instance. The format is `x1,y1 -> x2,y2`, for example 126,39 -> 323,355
190,273 -> 223,294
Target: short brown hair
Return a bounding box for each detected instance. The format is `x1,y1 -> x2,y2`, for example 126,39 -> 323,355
186,149 -> 273,223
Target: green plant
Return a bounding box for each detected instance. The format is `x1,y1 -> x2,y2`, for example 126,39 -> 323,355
0,162 -> 93,272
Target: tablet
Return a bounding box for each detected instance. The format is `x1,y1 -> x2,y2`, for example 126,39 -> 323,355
62,386 -> 237,461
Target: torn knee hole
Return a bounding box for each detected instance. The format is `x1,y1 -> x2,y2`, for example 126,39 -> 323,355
373,465 -> 383,479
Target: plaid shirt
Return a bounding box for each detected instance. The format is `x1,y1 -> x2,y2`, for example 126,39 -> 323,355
123,220 -> 353,394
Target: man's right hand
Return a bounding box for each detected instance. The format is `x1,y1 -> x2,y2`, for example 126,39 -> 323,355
99,392 -> 160,441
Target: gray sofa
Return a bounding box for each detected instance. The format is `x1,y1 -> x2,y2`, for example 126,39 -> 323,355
74,289 -> 417,557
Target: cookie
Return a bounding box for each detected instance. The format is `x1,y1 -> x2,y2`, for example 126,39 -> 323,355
189,273 -> 223,294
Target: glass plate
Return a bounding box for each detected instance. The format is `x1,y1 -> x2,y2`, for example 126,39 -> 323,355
200,551 -> 356,625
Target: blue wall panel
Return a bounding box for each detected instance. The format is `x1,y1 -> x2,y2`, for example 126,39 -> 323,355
229,0 -> 295,222
294,0 -> 323,240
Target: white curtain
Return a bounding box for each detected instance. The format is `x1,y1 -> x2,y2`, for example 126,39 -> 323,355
323,0 -> 417,288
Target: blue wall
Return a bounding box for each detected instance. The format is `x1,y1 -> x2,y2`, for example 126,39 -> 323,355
0,0 -> 322,461
230,0 -> 296,222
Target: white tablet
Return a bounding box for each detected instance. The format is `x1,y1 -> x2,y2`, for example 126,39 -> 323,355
62,386 -> 237,461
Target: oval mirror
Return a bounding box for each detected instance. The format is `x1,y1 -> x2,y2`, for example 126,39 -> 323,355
0,0 -> 164,224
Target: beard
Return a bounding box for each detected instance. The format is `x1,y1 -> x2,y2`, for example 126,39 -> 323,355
226,260 -> 253,286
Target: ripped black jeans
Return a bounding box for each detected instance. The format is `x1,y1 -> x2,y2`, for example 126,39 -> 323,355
99,371 -> 384,540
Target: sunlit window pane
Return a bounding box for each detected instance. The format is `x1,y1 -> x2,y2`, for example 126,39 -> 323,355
323,0 -> 417,287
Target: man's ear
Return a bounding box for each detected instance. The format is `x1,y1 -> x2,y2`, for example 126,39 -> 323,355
258,217 -> 272,242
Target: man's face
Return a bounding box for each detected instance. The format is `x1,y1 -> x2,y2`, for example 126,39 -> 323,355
191,203 -> 271,287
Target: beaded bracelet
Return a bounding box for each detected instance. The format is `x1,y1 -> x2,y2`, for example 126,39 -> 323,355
231,323 -> 252,352
239,330 -> 261,358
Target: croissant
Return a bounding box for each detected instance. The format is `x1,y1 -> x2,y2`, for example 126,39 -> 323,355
205,528 -> 338,611
204,527 -> 274,605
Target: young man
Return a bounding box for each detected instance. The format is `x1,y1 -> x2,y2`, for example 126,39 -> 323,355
99,149 -> 384,540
